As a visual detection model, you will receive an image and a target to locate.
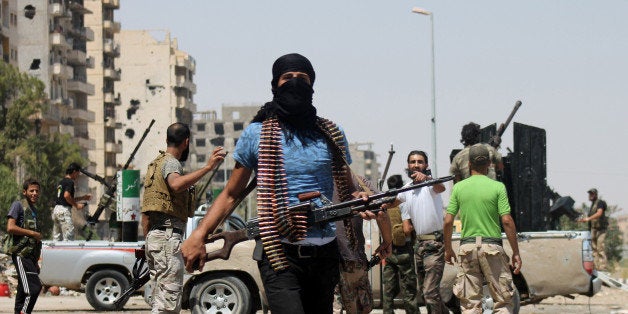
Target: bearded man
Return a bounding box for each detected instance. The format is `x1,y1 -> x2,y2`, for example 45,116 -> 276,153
182,53 -> 391,314
141,123 -> 225,313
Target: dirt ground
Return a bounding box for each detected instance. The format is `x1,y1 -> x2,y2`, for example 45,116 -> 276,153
0,286 -> 626,313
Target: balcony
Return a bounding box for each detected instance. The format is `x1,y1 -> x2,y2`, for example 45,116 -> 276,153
51,97 -> 73,107
176,55 -> 196,73
58,124 -> 74,135
49,3 -> 63,17
104,92 -> 121,105
52,62 -> 73,79
50,33 -> 71,49
104,67 -> 121,81
68,0 -> 92,14
105,142 -> 122,154
175,76 -> 196,93
67,26 -> 94,41
102,0 -> 120,9
74,136 -> 96,150
67,50 -> 86,65
103,20 -> 121,35
70,108 -> 95,122
103,40 -> 120,57
67,79 -> 95,95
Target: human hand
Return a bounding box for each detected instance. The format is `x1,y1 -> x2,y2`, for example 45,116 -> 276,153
511,254 -> 522,274
33,231 -> 43,241
410,171 -> 431,183
207,147 -> 226,170
182,231 -> 208,272
77,203 -> 85,210
445,247 -> 457,265
375,240 -> 392,260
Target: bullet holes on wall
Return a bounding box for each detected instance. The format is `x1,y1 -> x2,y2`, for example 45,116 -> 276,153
24,5 -> 36,19
126,99 -> 140,119
125,128 -> 135,139
29,59 -> 40,70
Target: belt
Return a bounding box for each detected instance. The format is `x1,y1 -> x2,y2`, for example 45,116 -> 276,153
417,230 -> 443,241
282,241 -> 337,259
460,236 -> 502,246
153,226 -> 184,235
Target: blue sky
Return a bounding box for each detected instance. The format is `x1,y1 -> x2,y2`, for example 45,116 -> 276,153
117,1 -> 628,212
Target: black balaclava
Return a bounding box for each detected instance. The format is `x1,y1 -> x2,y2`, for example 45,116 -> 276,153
253,54 -> 318,133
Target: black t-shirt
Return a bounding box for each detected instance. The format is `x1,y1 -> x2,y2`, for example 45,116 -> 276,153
589,199 -> 608,230
56,177 -> 75,206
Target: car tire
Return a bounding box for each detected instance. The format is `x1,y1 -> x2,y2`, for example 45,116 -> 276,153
190,274 -> 252,314
85,269 -> 129,311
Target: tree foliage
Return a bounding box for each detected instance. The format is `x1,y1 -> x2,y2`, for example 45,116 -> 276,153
0,62 -> 86,238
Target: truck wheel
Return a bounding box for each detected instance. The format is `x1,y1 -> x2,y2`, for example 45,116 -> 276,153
85,269 -> 129,311
190,274 -> 252,314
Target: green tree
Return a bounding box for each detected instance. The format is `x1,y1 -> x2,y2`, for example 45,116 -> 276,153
0,62 -> 86,238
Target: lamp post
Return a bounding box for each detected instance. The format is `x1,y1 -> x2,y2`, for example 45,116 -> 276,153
412,7 -> 437,176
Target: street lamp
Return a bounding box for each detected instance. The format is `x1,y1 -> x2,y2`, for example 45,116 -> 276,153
412,7 -> 438,176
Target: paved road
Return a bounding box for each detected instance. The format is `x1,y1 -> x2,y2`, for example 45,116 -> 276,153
0,287 -> 626,313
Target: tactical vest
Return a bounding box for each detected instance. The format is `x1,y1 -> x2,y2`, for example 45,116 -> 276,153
588,199 -> 608,230
142,152 -> 194,222
12,199 -> 42,259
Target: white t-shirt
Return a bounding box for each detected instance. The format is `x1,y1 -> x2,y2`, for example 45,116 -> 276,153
399,183 -> 444,235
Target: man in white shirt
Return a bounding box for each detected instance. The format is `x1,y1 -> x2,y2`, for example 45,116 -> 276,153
399,150 -> 448,313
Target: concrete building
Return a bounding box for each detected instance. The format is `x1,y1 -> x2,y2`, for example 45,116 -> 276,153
114,29 -> 196,181
349,142 -> 381,186
84,0 -> 121,221
0,0 -> 94,195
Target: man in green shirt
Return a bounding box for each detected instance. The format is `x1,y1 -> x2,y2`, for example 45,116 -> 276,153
444,144 -> 522,314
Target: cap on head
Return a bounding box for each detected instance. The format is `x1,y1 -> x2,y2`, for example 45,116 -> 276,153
587,188 -> 598,195
271,53 -> 316,89
66,162 -> 81,174
469,144 -> 490,166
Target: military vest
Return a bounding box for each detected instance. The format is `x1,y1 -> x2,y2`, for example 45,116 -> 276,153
142,152 -> 194,222
588,199 -> 608,230
12,199 -> 42,259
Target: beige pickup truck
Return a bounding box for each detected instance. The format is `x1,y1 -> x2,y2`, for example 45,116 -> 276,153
161,216 -> 601,313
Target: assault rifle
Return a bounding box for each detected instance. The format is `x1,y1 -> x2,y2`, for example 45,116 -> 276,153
377,144 -> 395,191
86,119 -> 155,225
488,100 -> 522,148
203,175 -> 454,262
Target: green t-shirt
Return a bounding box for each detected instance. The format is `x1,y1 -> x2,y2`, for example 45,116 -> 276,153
447,175 -> 511,238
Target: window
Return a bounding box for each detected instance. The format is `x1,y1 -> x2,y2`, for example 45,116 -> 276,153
233,122 -> 244,131
214,123 -> 224,135
197,154 -> 206,163
197,123 -> 205,132
210,137 -> 224,146
195,138 -> 206,147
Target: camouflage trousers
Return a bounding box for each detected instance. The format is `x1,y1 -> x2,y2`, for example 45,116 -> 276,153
52,205 -> 74,241
382,250 -> 420,314
333,260 -> 373,314
414,238 -> 449,314
591,228 -> 607,271
146,228 -> 184,314
453,243 -> 514,314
